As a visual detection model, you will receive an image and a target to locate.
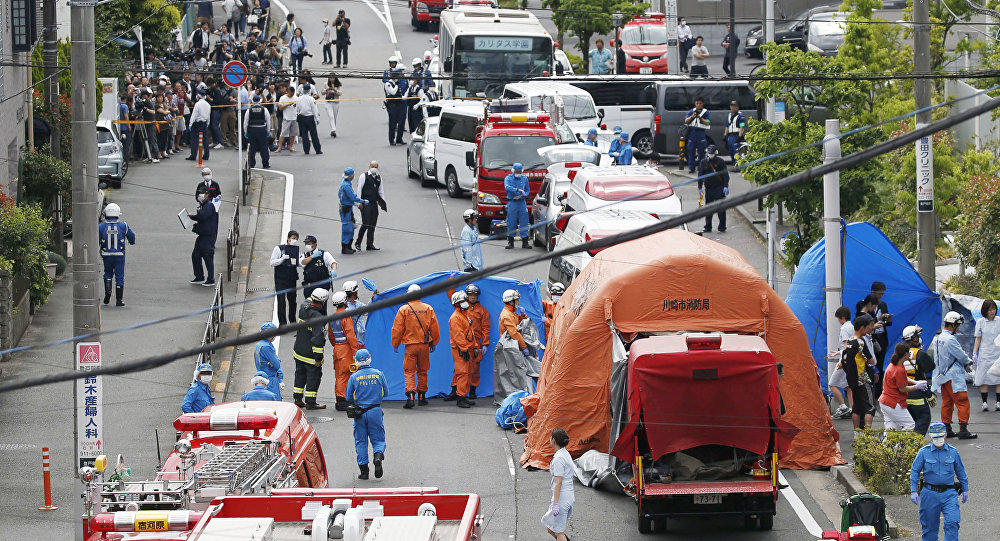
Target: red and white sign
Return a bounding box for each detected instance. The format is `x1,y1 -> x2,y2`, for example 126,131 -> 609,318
78,342 -> 101,364
77,342 -> 103,469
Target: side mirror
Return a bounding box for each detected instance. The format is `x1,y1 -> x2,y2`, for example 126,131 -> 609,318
443,59 -> 452,72
465,150 -> 476,168
597,109 -> 605,121
535,195 -> 548,205
412,134 -> 423,142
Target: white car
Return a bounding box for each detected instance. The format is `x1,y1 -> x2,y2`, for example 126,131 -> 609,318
564,165 -> 682,220
530,144 -> 602,249
407,116 -> 440,187
548,209 -> 658,285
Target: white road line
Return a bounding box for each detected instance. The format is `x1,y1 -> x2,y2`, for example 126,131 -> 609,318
502,438 -> 515,477
779,471 -> 824,537
435,188 -> 462,269
362,0 -> 402,60
262,168 -> 295,352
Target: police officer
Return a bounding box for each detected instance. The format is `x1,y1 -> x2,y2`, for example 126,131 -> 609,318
406,58 -> 425,133
270,230 -> 300,326
902,325 -> 936,435
99,203 -> 136,307
583,127 -> 598,147
346,349 -> 388,480
188,189 -> 219,286
391,283 -> 440,408
909,422 -> 969,541
182,363 -> 215,412
460,209 -> 483,271
697,145 -> 730,234
611,132 -> 633,165
383,57 -> 408,145
328,290 -> 359,411
242,371 -> 280,401
448,291 -> 477,408
300,234 -> 337,300
338,167 -> 367,254
254,321 -> 285,399
684,96 -> 710,173
504,163 -> 531,250
293,288 -> 329,409
723,100 -> 746,165
355,161 -> 388,252
244,94 -> 271,169
343,280 -> 370,347
931,312 -> 978,439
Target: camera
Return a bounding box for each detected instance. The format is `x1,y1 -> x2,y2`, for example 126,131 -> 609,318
303,50 -> 313,58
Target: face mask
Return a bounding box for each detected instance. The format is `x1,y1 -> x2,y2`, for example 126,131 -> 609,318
369,167 -> 378,175
199,374 -> 213,384
460,301 -> 470,310
197,194 -> 206,203
288,238 -> 298,245
932,437 -> 945,448
552,295 -> 561,303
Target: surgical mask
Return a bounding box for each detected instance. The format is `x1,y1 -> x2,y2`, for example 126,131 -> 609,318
932,437 -> 945,448
197,193 -> 206,203
369,167 -> 378,175
306,244 -> 315,252
552,295 -> 561,303
199,374 -> 213,384
459,301 -> 470,310
288,238 -> 298,245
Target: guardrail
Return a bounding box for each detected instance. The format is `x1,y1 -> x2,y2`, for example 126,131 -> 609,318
194,274 -> 225,369
226,205 -> 240,282
241,151 -> 250,205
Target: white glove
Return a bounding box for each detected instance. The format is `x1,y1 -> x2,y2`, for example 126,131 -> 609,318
282,254 -> 290,260
612,152 -> 620,157
280,382 -> 286,391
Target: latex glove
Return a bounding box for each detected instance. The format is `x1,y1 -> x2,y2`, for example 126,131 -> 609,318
723,187 -> 729,196
612,151 -> 620,157
914,380 -> 928,391
522,347 -> 531,357
517,306 -> 526,317
962,491 -> 969,504
698,188 -> 704,197
280,382 -> 286,391
910,492 -> 919,505
393,346 -> 399,354
550,502 -> 560,516
363,199 -> 369,205
972,352 -> 978,366
429,343 -> 436,353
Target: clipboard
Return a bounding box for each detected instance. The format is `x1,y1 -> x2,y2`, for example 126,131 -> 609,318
178,209 -> 193,229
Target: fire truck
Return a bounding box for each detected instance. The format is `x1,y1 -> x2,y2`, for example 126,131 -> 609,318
410,0 -> 446,31
466,100 -> 572,234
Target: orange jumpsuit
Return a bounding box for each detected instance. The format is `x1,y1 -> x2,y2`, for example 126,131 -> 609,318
498,304 -> 527,350
541,299 -> 555,339
328,306 -> 359,399
391,300 -> 440,393
466,302 -> 490,388
449,308 -> 477,397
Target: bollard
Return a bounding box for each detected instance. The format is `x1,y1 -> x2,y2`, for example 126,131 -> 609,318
38,447 -> 58,511
198,132 -> 204,167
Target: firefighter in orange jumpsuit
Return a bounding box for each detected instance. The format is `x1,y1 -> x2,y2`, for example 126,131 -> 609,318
328,290 -> 359,411
541,282 -> 564,339
445,284 -> 491,402
391,283 -> 440,409
448,291 -> 477,408
499,289 -> 530,357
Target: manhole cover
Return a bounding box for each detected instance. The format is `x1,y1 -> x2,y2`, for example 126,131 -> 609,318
0,443 -> 36,451
311,416 -> 335,423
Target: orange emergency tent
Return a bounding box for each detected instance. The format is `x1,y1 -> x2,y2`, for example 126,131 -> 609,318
520,229 -> 844,470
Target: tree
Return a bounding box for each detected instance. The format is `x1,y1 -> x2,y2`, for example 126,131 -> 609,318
0,202 -> 54,306
553,0 -> 647,72
96,0 -> 181,61
954,150 -> 1000,286
541,0 -> 565,47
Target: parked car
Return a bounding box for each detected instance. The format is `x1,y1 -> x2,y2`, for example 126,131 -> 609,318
407,116 -> 440,187
553,48 -> 575,75
743,2 -> 841,58
548,209 -> 659,285
530,144 -> 603,249
564,165 -> 682,222
648,79 -> 759,160
97,119 -> 128,187
805,11 -> 847,56
617,13 -> 669,74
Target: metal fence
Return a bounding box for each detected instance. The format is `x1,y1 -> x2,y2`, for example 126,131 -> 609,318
226,205 -> 240,282
194,274 -> 225,369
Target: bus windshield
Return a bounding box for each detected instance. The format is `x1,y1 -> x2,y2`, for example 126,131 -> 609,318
454,35 -> 552,98
481,135 -> 555,170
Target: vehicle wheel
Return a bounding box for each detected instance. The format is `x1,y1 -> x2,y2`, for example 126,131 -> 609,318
743,515 -> 760,530
758,514 -> 774,531
411,12 -> 418,28
638,515 -> 652,534
407,152 -> 418,178
533,227 -> 544,247
418,20 -> 429,32
119,160 -> 128,181
632,130 -> 653,158
420,170 -> 436,188
445,167 -> 462,198
477,216 -> 492,235
653,518 -> 667,532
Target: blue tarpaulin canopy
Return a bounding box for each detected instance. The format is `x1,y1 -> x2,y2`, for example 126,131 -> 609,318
785,222 -> 941,384
364,272 -> 546,400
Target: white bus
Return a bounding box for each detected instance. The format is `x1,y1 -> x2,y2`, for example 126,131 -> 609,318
436,8 -> 554,99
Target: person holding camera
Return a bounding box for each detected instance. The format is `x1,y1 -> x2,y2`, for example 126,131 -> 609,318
135,89 -> 161,163
345,349 -> 388,480
335,10 -> 351,67
289,27 -> 308,73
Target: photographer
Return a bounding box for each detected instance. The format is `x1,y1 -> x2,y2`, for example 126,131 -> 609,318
289,28 -> 308,74
335,10 -> 351,67
189,21 -> 212,53
135,89 -> 161,163
209,42 -> 233,67
263,37 -> 283,71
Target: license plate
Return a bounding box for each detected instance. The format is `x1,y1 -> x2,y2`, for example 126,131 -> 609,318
639,67 -> 653,74
693,494 -> 722,505
752,468 -> 768,477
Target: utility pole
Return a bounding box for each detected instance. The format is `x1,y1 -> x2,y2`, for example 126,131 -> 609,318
823,119 -> 842,380
70,1 -> 100,539
43,0 -> 59,159
914,0 -> 936,289
728,0 -> 736,78
765,0 -> 777,288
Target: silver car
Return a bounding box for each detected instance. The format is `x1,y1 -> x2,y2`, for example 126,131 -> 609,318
97,119 -> 128,187
530,144 -> 602,250
407,116 -> 440,188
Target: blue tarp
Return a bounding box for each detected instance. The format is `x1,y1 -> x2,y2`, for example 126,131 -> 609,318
785,222 -> 941,384
365,272 -> 546,400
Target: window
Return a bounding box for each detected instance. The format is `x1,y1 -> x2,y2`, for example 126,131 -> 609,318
480,135 -> 554,169
572,81 -> 656,107
11,0 -> 36,53
438,112 -> 478,143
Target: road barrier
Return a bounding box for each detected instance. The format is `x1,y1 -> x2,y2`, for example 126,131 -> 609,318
194,276 -> 224,369
38,447 -> 57,511
226,205 -> 240,282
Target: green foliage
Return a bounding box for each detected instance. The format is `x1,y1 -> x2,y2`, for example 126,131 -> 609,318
47,251 -> 67,276
563,51 -> 583,71
0,202 -> 54,306
31,38 -> 72,94
955,162 -> 1000,281
852,428 -> 926,495
19,147 -> 72,209
540,0 -> 564,45
552,0 -> 648,72
31,90 -> 72,159
96,0 -> 181,60
944,272 -> 1000,299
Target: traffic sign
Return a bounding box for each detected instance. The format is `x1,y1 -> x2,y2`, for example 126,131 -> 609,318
222,60 -> 248,88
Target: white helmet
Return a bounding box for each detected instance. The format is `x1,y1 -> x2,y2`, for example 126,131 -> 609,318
943,311 -> 964,325
330,290 -> 348,306
201,167 -> 212,179
902,325 -> 922,340
502,289 -> 520,303
104,203 -> 122,219
549,282 -> 566,295
412,57 -> 423,66
310,288 -> 330,303
463,208 -> 478,220
407,283 -> 421,293
451,291 -> 468,305
343,280 -> 359,294
388,55 -> 399,64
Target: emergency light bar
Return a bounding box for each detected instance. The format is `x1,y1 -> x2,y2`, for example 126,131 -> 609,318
90,510 -> 203,533
685,334 -> 722,350
173,410 -> 278,433
487,113 -> 550,123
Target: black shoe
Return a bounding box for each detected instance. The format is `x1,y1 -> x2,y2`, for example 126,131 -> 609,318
103,279 -> 112,305
355,240 -> 363,251
457,397 -> 472,408
945,424 -> 958,438
469,386 -> 477,400
185,156 -> 197,161
443,387 -> 458,402
366,246 -> 380,251
522,240 -> 531,249
115,285 -> 125,307
418,392 -> 428,406
335,397 -> 348,411
373,452 -> 384,479
315,151 -> 323,155
718,227 -> 727,232
702,228 -> 712,234
389,141 -> 396,146
190,278 -> 205,284
305,403 -> 327,410
294,398 -> 306,408
202,281 -> 216,287
358,464 -> 369,480
957,423 -> 978,439
342,244 -> 356,255
404,392 -> 415,409
506,238 -> 514,250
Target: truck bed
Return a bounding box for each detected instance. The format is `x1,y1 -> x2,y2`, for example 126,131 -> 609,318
272,521 -> 465,540
644,479 -> 774,496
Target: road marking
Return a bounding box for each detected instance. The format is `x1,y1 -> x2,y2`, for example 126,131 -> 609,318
779,471 -> 823,536
502,438 -> 515,477
435,189 -> 462,269
266,169 -> 295,352
363,0 -> 401,60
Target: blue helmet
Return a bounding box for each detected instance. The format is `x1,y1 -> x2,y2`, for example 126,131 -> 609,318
355,348 -> 372,366
620,132 -> 630,141
344,167 -> 354,178
613,125 -> 622,134
260,321 -> 277,332
587,128 -> 597,135
928,422 -> 947,439
513,162 -> 523,172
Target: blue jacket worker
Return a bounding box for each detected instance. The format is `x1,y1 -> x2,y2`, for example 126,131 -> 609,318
910,422 -> 969,541
254,321 -> 285,399
189,192 -> 220,286
461,208 -> 484,271
338,167 -> 367,254
346,348 -> 388,480
612,132 -> 633,165
684,97 -> 710,173
608,126 -> 623,156
244,94 -> 272,169
242,371 -> 280,401
584,128 -> 598,147
724,101 -> 746,165
504,163 -> 531,250
182,363 -> 216,413
99,203 -> 136,307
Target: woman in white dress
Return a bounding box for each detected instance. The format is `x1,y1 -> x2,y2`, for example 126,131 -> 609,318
541,427 -> 573,541
973,298 -> 1000,411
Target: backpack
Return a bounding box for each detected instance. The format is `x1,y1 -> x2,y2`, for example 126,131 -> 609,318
840,493 -> 889,541
495,390 -> 529,430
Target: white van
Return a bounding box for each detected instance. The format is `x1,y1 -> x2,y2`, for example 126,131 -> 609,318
428,101 -> 484,197
501,81 -> 600,139
548,209 -> 658,285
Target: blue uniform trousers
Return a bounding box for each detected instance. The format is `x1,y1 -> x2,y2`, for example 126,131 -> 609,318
506,200 -> 529,238
210,109 -> 224,147
387,103 -> 405,143
919,487 -> 960,541
102,255 -> 126,286
353,406 -> 386,465
340,207 -> 355,245
703,185 -> 726,231
188,121 -> 210,160
726,134 -> 741,162
192,236 -> 216,282
687,129 -> 707,172
247,126 -> 270,168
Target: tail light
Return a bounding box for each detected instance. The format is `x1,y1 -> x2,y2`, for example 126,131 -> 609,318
584,233 -> 609,256
648,212 -> 658,219
685,334 -> 722,350
600,124 -> 607,130
567,170 -> 578,181
654,114 -> 661,134
563,162 -> 581,168
554,212 -> 575,231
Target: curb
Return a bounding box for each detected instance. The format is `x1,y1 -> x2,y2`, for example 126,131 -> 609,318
831,465 -> 900,538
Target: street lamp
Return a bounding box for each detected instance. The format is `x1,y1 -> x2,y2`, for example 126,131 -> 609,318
613,12 -> 623,74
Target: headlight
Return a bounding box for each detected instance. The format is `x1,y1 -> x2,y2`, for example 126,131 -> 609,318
807,42 -> 822,52
747,38 -> 758,46
416,3 -> 428,12
478,192 -> 501,205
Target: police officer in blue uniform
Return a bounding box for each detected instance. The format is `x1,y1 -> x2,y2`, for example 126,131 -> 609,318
345,348 -> 388,480
182,363 -> 215,413
300,235 -> 336,302
254,321 -> 285,399
910,422 -> 969,541
612,132 -> 633,165
99,203 -> 136,307
188,191 -> 219,286
724,100 -> 746,165
684,96 -> 710,173
338,167 -> 367,254
383,56 -> 409,146
244,94 -> 271,169
698,144 -> 730,233
504,162 -> 531,250
241,371 -> 280,401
